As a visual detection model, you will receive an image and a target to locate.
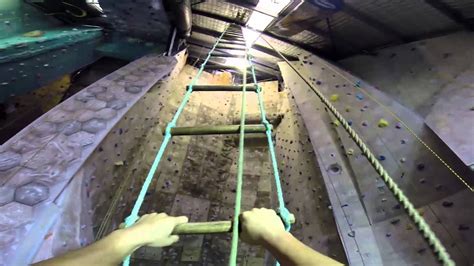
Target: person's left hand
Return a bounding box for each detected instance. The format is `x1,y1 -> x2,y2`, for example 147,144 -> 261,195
125,213 -> 188,247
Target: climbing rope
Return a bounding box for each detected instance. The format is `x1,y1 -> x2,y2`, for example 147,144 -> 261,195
315,57 -> 472,192
121,27 -> 230,266
260,36 -> 455,266
229,51 -> 248,266
248,55 -> 292,231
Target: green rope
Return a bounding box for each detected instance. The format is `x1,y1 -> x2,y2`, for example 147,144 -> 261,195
260,36 -> 454,266
229,51 -> 248,266
248,56 -> 292,230
121,27 -> 229,266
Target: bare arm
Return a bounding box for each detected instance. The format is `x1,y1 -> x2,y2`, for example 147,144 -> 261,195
35,213 -> 188,266
240,208 -> 342,266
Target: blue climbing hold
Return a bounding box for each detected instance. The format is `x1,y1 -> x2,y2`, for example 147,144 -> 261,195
378,155 -> 386,161
356,93 -> 364,100
348,120 -> 353,126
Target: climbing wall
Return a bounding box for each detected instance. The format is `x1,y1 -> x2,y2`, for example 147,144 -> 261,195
339,30 -> 474,169
274,90 -> 348,263
0,51 -> 179,265
279,52 -> 473,265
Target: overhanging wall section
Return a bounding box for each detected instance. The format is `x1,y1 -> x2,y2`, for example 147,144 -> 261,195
279,53 -> 473,264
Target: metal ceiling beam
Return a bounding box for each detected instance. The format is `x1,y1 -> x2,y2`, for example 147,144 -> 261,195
343,5 -> 409,42
187,52 -> 279,77
187,39 -> 280,72
424,0 -> 474,31
192,26 -> 298,61
192,10 -> 323,56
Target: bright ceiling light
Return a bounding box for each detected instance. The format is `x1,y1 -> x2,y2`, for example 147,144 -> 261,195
224,58 -> 250,70
245,0 -> 291,32
242,27 -> 261,48
246,12 -> 274,32
254,0 -> 291,16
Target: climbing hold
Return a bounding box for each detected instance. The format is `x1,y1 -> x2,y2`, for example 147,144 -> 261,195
356,93 -> 364,100
390,218 -> 400,225
458,224 -> 470,231
401,139 -> 407,144
332,120 -> 340,127
329,94 -> 339,102
442,201 -> 453,207
378,119 -> 389,128
23,30 -> 44,37
114,161 -> 124,166
345,107 -> 350,112
419,178 -> 426,184
378,155 -> 386,161
400,157 -> 406,163
347,148 -> 354,155
347,231 -> 355,237
361,121 -> 368,127
395,123 -> 401,129
348,120 -> 353,126
417,163 -> 425,171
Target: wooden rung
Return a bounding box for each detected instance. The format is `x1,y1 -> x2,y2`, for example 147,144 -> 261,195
172,221 -> 232,235
203,65 -> 241,70
188,85 -> 257,92
170,124 -> 267,136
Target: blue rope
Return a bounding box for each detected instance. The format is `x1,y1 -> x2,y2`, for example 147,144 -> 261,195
122,27 -> 229,266
249,56 -> 292,231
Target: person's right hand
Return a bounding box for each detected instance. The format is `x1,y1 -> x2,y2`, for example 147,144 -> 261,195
240,208 -> 286,246
125,213 -> 188,248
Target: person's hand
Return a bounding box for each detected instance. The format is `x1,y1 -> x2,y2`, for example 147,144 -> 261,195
125,213 -> 188,247
240,208 -> 286,246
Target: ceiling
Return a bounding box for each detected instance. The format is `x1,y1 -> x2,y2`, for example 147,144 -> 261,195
185,0 -> 474,80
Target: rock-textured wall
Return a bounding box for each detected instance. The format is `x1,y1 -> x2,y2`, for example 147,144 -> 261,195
94,61 -> 346,265
0,52 -> 178,265
279,51 -> 473,265
1,48 -> 349,265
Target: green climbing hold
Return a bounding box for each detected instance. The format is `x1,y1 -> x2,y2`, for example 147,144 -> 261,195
378,119 -> 389,128
330,94 -> 339,102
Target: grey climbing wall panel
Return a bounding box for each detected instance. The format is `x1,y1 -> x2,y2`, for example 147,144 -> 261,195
0,52 -> 179,265
339,31 -> 474,168
273,89 -> 348,264
279,51 -> 473,265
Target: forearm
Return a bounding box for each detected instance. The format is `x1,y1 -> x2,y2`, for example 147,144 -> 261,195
35,229 -> 140,266
263,232 -> 342,266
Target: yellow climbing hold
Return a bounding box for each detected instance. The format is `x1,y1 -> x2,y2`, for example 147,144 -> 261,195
378,118 -> 389,128
330,94 -> 339,102
347,148 -> 354,155
114,160 -> 124,166
23,30 -> 44,37
332,120 -> 340,127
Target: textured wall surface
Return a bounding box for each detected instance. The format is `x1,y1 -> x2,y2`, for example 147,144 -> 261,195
339,31 -> 474,166
0,52 -> 178,265
80,58 -> 346,265
279,50 -> 473,265
7,47 -> 349,265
